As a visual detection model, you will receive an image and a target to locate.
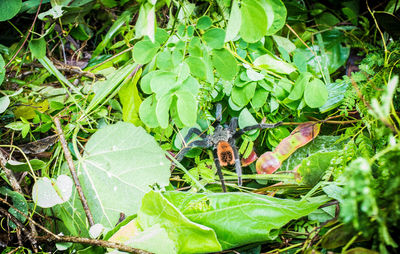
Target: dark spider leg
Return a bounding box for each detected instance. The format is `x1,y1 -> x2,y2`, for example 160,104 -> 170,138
184,127 -> 207,143
212,148 -> 227,192
175,139 -> 210,161
230,139 -> 242,186
233,121 -> 283,138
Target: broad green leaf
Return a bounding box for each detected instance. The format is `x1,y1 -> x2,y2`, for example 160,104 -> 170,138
203,28 -> 225,49
240,0 -> 268,43
137,191 -> 222,253
6,159 -> 46,172
32,175 -> 73,208
29,37 -> 46,58
156,51 -> 173,71
139,95 -> 159,128
180,75 -> 199,96
156,94 -> 173,128
150,71 -> 178,97
0,96 -> 10,113
140,71 -> 156,94
164,191 -> 329,250
79,122 -> 170,228
0,54 -> 5,84
196,16 -> 212,30
225,0 -> 241,42
304,78 -> 328,108
287,72 -> 312,101
264,0 -> 287,35
132,40 -> 159,64
185,56 -> 207,80
252,87 -> 269,108
86,63 -> 137,114
211,49 -> 238,80
238,108 -> 258,135
176,90 -> 197,126
254,54 -> 296,74
118,68 -> 143,126
232,82 -> 257,107
298,151 -> 337,186
0,0 -> 22,21
135,3 -> 156,42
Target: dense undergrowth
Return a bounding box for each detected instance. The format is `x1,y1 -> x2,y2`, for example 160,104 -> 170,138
0,0 -> 400,253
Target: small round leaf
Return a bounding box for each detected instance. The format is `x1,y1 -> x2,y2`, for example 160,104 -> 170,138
203,28 -> 226,49
304,79 -> 328,108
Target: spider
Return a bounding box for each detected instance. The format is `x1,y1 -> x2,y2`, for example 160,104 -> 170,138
176,104 -> 282,192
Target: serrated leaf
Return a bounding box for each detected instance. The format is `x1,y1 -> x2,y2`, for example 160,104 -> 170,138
211,49 -> 238,80
79,122 -> 170,228
304,79 -> 328,108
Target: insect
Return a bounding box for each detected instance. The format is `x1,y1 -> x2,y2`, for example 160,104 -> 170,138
176,104 -> 282,192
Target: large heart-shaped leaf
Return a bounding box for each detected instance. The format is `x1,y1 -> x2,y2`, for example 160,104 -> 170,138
78,122 -> 170,228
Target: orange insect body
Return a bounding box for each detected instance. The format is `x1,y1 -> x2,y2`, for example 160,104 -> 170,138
217,141 -> 235,166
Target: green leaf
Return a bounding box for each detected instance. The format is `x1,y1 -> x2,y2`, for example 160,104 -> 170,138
132,40 -> 159,64
232,82 -> 257,107
135,3 -> 156,42
319,80 -> 349,113
252,86 -> 269,108
32,175 -> 73,208
0,54 -> 6,85
6,159 -> 46,172
180,75 -> 199,96
164,191 -> 329,250
118,68 -> 143,126
254,54 -> 296,74
240,0 -> 268,43
203,28 -> 225,49
287,72 -> 312,101
156,94 -> 173,128
0,0 -> 22,21
86,63 -> 138,114
0,96 -> 10,113
150,71 -> 178,97
139,95 -> 159,128
272,35 -> 295,53
156,51 -> 173,71
185,56 -> 207,80
225,0 -> 241,42
304,78 -> 328,108
140,71 -> 156,94
29,37 -> 46,59
137,191 -> 222,253
0,187 -> 28,229
196,16 -> 212,30
79,123 -> 170,228
175,90 -> 197,126
264,0 -> 287,35
211,49 -> 238,80
238,108 -> 258,135
298,151 -> 337,186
